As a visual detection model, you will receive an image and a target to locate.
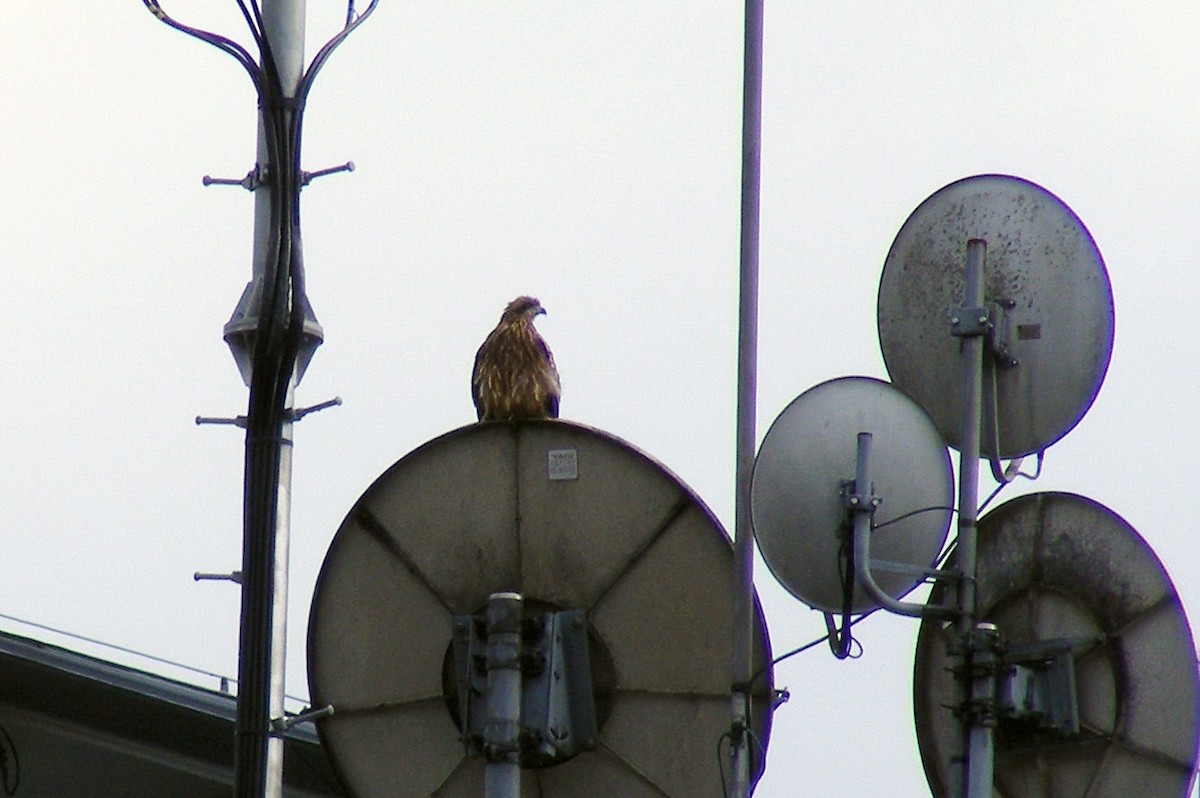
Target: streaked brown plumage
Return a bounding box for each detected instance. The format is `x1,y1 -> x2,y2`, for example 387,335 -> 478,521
472,296 -> 561,421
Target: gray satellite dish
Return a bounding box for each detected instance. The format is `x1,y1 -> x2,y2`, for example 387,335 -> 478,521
750,376 -> 954,614
877,174 -> 1114,459
913,492 -> 1200,797
307,420 -> 773,798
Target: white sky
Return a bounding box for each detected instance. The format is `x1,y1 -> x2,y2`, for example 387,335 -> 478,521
2,3 -> 1199,796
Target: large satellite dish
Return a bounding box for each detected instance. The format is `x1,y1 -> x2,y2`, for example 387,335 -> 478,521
750,376 -> 954,614
307,420 -> 773,798
913,492 -> 1200,797
877,174 -> 1115,459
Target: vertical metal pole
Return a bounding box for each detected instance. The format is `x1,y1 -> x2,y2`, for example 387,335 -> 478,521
952,238 -> 992,798
234,3 -> 306,798
484,593 -> 524,798
258,7 -> 306,783
265,383 -> 294,798
967,622 -> 999,798
731,1 -> 764,796
851,433 -> 876,552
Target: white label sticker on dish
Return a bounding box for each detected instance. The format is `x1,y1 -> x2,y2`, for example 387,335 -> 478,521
547,449 -> 578,480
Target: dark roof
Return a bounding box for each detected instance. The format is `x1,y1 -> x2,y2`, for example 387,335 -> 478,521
0,630 -> 346,796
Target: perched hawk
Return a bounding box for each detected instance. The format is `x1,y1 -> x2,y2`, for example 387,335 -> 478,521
472,296 -> 561,421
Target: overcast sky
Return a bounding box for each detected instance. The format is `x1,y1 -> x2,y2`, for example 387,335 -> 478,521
2,3 -> 1199,796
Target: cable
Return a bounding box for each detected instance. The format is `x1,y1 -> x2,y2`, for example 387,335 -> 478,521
139,8 -> 377,793
0,611 -> 229,685
977,450 -> 1045,515
744,606 -> 880,694
716,731 -> 731,798
0,611 -> 317,708
236,0 -> 264,48
872,504 -> 957,531
141,1 -> 260,86
824,533 -> 857,659
745,726 -> 767,775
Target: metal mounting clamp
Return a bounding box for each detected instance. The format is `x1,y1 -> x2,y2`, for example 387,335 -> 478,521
950,307 -> 992,338
202,164 -> 268,191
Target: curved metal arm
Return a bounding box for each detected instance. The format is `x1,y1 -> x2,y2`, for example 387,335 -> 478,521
850,433 -> 957,621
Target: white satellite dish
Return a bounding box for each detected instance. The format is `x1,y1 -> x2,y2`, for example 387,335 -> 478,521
877,174 -> 1114,459
307,420 -> 773,798
913,492 -> 1200,797
750,376 -> 953,614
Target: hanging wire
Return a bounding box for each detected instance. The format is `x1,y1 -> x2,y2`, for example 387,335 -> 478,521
301,0 -> 381,101
872,504 -> 957,532
978,450 -> 1044,514
823,532 -> 858,659
236,0 -> 266,52
716,730 -> 731,797
141,0 -> 260,84
142,0 -> 381,112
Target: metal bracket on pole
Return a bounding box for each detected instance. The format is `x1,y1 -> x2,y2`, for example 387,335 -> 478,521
269,704 -> 335,735
288,396 -> 342,422
452,599 -> 597,781
196,396 -> 340,430
950,299 -> 1022,370
995,636 -> 1089,738
949,307 -> 992,338
195,571 -> 244,585
207,160 -> 353,190
955,622 -> 1001,733
196,415 -> 249,428
300,161 -> 355,186
203,165 -> 269,191
985,299 -> 1020,369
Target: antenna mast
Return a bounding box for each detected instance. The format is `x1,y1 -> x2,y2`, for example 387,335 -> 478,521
144,2 -> 377,796
731,0 -> 765,795
234,4 -> 307,797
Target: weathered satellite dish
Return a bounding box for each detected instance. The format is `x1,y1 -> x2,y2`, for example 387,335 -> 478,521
913,492 -> 1200,797
750,376 -> 954,614
308,420 -> 773,798
877,174 -> 1114,459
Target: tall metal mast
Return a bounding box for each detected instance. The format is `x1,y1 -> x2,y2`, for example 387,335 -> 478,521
144,2 -> 377,795
730,0 -> 765,796
232,4 -> 307,796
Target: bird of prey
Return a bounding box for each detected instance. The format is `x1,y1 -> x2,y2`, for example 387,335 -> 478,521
472,296 -> 561,422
